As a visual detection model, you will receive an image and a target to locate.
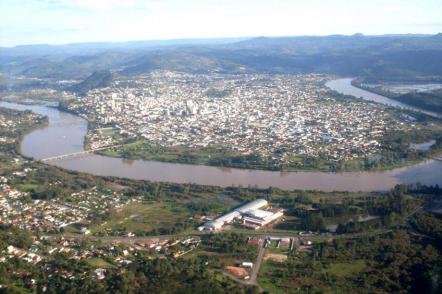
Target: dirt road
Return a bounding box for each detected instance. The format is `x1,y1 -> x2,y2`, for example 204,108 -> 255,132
248,244 -> 265,285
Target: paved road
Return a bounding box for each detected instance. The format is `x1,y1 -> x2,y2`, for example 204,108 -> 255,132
53,232 -> 194,243
52,231 -> 302,244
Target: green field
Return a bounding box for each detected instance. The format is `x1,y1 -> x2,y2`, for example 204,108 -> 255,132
258,261 -> 291,294
86,257 -> 113,269
17,183 -> 40,191
258,259 -> 367,293
90,201 -> 196,235
323,260 -> 366,277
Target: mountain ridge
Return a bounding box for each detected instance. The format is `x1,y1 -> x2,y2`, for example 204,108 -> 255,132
1,33 -> 442,82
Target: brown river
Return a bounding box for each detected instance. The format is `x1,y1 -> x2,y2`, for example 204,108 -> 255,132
1,78 -> 441,192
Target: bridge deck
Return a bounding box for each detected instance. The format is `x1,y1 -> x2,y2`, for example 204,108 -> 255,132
40,144 -> 126,162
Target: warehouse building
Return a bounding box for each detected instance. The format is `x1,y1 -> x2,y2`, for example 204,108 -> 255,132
242,209 -> 284,230
198,199 -> 283,231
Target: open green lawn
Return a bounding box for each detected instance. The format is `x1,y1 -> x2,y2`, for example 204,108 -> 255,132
323,260 -> 366,277
100,128 -> 118,136
17,183 -> 40,192
85,257 -> 113,269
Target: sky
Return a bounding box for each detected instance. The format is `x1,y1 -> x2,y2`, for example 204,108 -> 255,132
0,0 -> 441,47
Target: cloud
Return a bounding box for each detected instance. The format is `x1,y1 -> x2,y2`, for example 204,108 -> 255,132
41,0 -> 162,11
402,22 -> 442,27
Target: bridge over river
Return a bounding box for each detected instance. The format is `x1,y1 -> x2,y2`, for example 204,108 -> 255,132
41,144 -> 126,162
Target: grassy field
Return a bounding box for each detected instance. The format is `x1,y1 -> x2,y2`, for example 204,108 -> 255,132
322,260 -> 366,277
100,128 -> 119,137
258,261 -> 290,294
17,183 -> 40,192
258,258 -> 367,293
86,257 -> 113,269
90,201 -> 196,235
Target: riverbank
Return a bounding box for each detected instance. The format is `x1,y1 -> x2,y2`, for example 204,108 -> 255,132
3,83 -> 442,192
96,138 -> 442,173
97,141 -> 336,172
351,79 -> 442,116
0,106 -> 49,161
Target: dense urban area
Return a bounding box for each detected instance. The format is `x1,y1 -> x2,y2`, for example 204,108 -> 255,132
57,72 -> 442,171
0,105 -> 442,293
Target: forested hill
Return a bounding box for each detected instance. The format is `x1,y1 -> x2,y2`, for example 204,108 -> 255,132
68,70 -> 120,94
1,34 -> 442,81
394,89 -> 442,113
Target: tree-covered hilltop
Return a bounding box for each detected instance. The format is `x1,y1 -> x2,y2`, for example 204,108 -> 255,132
68,70 -> 122,95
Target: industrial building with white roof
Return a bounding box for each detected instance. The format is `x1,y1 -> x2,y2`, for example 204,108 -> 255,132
198,199 -> 283,231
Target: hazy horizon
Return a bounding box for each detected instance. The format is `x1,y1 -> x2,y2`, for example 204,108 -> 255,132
2,32 -> 442,49
1,0 -> 442,47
